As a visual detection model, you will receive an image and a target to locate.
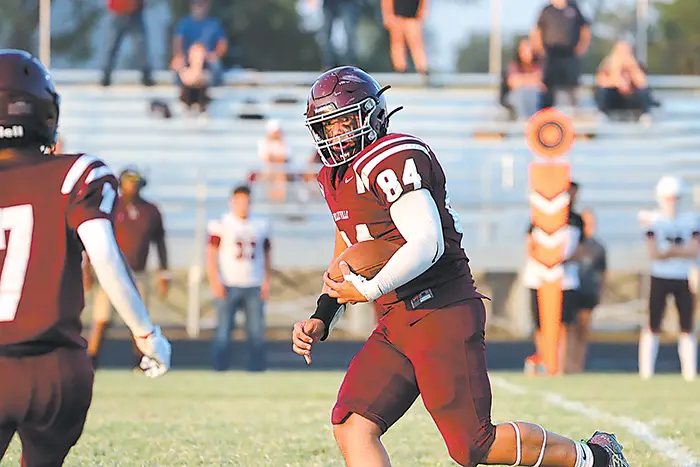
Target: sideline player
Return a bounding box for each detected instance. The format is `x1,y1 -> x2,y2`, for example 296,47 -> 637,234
291,66 -> 629,467
639,175 -> 698,381
0,49 -> 171,466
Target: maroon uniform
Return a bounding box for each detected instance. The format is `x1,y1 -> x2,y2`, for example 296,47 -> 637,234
319,133 -> 495,466
113,197 -> 166,272
0,153 -> 118,465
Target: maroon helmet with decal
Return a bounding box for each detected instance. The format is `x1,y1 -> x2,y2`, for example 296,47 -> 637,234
305,66 -> 398,167
0,49 -> 60,150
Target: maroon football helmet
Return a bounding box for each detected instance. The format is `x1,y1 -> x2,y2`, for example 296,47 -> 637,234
305,66 -> 391,167
0,49 -> 60,149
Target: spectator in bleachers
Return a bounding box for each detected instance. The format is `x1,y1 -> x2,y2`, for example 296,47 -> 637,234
258,120 -> 290,202
172,0 -> 228,87
177,42 -> 211,116
567,208 -> 607,374
101,0 -> 154,87
595,41 -> 653,124
314,0 -> 359,68
381,0 -> 429,83
207,185 -> 272,372
504,38 -> 543,120
531,0 -> 590,109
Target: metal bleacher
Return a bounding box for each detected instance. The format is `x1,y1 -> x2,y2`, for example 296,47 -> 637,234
53,70 -> 700,272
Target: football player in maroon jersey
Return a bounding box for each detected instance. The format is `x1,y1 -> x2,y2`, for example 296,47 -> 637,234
291,66 -> 629,467
0,49 -> 171,466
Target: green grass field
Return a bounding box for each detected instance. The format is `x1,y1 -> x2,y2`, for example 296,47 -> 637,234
2,371 -> 699,466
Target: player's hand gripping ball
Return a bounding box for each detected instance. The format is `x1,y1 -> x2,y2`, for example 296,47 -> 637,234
327,239 -> 400,282
325,239 -> 400,304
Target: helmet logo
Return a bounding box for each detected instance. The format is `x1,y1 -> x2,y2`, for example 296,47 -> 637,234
8,101 -> 32,116
0,125 -> 24,139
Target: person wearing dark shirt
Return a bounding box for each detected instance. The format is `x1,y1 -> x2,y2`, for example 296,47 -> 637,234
84,167 -> 170,369
531,0 -> 591,109
381,0 -> 429,81
568,209 -> 607,373
523,181 -> 584,375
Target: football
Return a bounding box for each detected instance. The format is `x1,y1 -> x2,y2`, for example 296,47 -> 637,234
327,239 -> 401,282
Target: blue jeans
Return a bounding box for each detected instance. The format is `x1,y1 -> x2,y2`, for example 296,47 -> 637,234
321,1 -> 359,67
508,86 -> 540,119
102,12 -> 152,79
211,286 -> 266,372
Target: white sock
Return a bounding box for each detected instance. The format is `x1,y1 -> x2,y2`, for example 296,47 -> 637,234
574,441 -> 594,467
639,329 -> 660,379
678,333 -> 697,382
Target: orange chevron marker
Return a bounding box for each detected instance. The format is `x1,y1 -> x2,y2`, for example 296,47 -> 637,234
526,108 -> 574,376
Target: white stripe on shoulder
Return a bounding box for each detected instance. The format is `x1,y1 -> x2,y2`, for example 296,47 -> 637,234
61,154 -> 100,194
360,143 -> 431,188
352,135 -> 424,172
85,165 -> 115,184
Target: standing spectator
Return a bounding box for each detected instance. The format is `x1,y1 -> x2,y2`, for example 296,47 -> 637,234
172,0 -> 228,87
639,175 -> 699,382
381,0 -> 429,82
258,119 -> 290,202
567,208 -> 607,374
505,37 -> 543,120
315,0 -> 359,68
595,41 -> 654,124
531,0 -> 590,109
522,181 -> 584,375
207,185 -> 272,372
101,0 -> 154,87
84,167 -> 170,369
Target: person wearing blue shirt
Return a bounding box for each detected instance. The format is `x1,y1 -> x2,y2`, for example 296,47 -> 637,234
172,0 -> 228,86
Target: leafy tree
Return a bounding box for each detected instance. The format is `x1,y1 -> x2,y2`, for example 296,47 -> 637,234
648,0 -> 700,74
0,0 -> 103,66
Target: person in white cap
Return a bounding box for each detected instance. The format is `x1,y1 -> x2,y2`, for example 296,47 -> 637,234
639,175 -> 699,381
257,119 -> 290,201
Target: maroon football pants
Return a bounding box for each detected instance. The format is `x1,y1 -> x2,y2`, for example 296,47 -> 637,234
332,298 -> 496,467
0,347 -> 94,467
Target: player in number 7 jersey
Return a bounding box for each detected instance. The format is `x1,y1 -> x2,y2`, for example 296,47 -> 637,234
0,49 -> 171,466
291,66 -> 629,467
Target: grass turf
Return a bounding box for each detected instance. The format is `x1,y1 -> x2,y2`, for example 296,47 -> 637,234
2,371 -> 698,466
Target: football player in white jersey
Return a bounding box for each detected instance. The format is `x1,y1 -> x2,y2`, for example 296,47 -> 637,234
640,175 -> 699,381
206,185 -> 272,372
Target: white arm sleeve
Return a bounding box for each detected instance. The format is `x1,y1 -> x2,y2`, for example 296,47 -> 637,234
77,218 -> 155,337
361,189 -> 444,301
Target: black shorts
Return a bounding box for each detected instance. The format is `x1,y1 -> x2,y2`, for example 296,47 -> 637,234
578,293 -> 600,311
530,288 -> 580,329
648,276 -> 695,333
543,54 -> 581,89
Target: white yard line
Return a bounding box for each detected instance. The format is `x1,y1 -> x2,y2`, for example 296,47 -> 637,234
491,377 -> 700,467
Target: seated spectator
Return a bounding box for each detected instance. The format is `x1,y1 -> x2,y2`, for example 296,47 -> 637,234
172,0 -> 227,87
595,41 -> 653,124
177,42 -> 211,115
258,120 -> 290,202
504,38 -> 543,120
